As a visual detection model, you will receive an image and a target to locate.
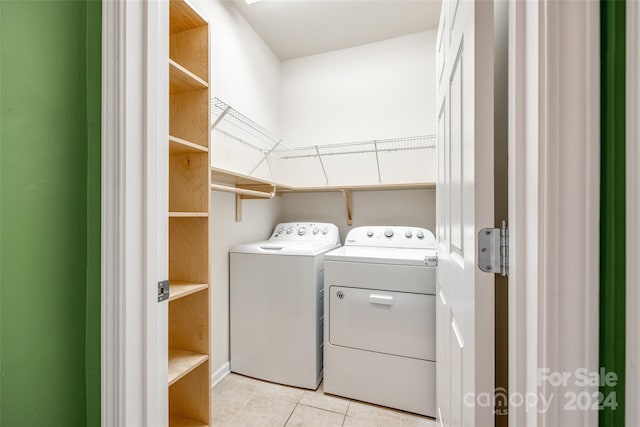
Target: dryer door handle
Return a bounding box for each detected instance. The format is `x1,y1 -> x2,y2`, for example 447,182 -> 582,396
369,294 -> 394,306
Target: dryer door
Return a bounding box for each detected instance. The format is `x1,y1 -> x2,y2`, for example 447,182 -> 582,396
328,285 -> 436,361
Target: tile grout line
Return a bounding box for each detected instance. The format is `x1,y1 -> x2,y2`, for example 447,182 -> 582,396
341,401 -> 351,427
282,402 -> 299,427
296,401 -> 351,416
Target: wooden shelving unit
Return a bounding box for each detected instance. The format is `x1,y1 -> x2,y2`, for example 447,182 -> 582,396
168,0 -> 210,425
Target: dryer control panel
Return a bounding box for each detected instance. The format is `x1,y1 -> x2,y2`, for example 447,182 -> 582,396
344,226 -> 436,249
270,222 -> 340,244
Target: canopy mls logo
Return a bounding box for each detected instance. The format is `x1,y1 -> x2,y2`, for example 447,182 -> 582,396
464,387 -> 553,415
463,368 -> 619,414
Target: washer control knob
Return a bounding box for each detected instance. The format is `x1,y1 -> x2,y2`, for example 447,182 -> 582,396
405,230 -> 413,238
366,230 -> 374,237
298,227 -> 307,236
278,227 -> 284,234
287,227 -> 294,234
384,228 -> 394,238
322,228 -> 329,235
313,227 -> 320,235
417,231 -> 425,239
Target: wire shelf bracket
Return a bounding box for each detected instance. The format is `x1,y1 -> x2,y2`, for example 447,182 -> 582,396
211,98 -> 287,173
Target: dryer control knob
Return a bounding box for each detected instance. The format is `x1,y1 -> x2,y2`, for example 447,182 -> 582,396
417,231 -> 425,239
405,230 -> 413,238
384,228 -> 394,238
298,227 -> 307,236
322,228 -> 329,235
278,227 -> 284,234
313,227 -> 320,235
287,227 -> 294,234
366,230 -> 374,237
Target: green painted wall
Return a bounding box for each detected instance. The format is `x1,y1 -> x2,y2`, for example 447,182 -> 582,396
0,1 -> 101,425
600,0 -> 626,426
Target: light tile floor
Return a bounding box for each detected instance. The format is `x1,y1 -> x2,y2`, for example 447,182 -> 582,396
212,373 -> 437,427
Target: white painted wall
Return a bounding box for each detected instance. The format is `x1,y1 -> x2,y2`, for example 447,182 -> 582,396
280,189 -> 435,242
278,31 -> 438,186
192,0 -> 282,181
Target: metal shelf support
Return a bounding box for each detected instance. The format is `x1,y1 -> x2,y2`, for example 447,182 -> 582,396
315,146 -> 329,185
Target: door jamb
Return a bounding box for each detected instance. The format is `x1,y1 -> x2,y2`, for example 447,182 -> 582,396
509,1 -> 600,425
102,1 -> 167,425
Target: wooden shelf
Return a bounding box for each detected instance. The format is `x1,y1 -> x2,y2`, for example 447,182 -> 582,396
211,167 -> 434,225
170,0 -> 207,34
211,166 -> 435,192
169,414 -> 208,427
170,135 -> 208,154
169,281 -> 208,301
279,182 -> 436,192
170,60 -> 208,94
211,166 -> 290,189
168,347 -> 208,386
168,1 -> 210,423
170,90 -> 208,148
168,212 -> 208,218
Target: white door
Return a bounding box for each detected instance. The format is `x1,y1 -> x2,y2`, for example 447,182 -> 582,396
436,1 -> 495,426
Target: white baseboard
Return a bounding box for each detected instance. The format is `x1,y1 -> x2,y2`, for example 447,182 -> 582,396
211,362 -> 231,388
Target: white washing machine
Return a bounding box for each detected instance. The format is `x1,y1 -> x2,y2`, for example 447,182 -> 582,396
230,222 -> 340,389
323,226 -> 438,416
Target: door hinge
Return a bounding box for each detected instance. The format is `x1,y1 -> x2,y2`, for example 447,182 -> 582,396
158,280 -> 170,302
478,220 -> 509,276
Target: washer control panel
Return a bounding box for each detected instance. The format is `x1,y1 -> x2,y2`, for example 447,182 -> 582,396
271,222 -> 340,243
344,226 -> 436,249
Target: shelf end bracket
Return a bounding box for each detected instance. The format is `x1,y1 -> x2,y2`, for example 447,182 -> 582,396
342,189 -> 353,226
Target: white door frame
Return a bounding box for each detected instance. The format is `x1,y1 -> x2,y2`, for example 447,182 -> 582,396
102,0 -> 169,425
627,1 -> 640,426
509,1 -> 600,426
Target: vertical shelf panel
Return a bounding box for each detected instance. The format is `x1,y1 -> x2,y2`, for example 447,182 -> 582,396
170,89 -> 208,148
169,217 -> 209,284
170,26 -> 209,82
169,363 -> 210,424
169,151 -> 209,213
169,290 -> 209,355
170,0 -> 207,34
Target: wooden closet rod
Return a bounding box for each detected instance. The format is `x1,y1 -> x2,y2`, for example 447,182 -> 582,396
210,183 -> 276,199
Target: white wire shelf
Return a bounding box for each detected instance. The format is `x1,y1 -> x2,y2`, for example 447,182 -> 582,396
210,97 -> 437,184
275,135 -> 436,159
211,97 -> 287,176
211,98 -> 284,151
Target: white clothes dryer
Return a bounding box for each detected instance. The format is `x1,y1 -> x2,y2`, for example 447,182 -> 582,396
323,226 -> 438,416
230,222 -> 340,389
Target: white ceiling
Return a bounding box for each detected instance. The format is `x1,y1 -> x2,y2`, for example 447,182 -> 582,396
227,0 -> 442,60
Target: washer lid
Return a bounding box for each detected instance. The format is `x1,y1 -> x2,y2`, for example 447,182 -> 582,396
324,246 -> 438,266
